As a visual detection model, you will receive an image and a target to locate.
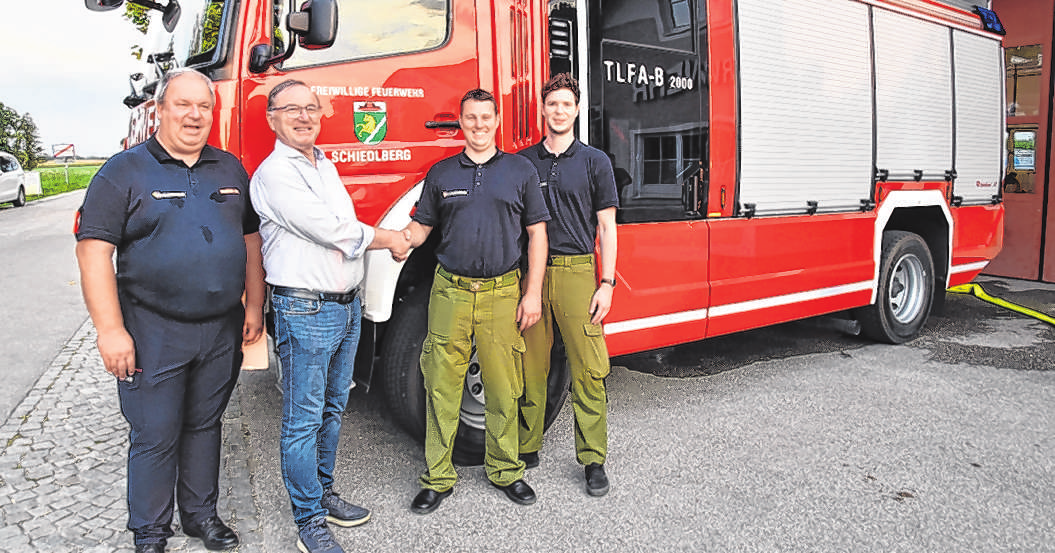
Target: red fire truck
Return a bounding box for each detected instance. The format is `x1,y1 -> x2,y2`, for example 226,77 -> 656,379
85,0 -> 1006,462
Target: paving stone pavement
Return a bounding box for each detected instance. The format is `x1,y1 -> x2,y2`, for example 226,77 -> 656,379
0,320 -> 262,553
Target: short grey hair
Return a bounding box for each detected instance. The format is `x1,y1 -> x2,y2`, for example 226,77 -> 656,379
156,68 -> 215,105
267,79 -> 314,110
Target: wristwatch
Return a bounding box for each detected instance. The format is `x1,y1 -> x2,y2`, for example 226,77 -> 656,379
600,277 -> 617,287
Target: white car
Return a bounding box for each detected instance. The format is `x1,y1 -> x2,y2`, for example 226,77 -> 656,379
0,152 -> 27,207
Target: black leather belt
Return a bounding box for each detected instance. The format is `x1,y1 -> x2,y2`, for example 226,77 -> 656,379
271,285 -> 359,304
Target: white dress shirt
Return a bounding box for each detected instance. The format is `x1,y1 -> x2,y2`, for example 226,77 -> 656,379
250,140 -> 375,293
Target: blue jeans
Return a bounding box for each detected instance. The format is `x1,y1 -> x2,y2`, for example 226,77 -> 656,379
272,292 -> 361,528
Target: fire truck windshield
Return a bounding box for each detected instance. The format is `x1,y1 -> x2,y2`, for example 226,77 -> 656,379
276,0 -> 448,70
143,0 -> 230,70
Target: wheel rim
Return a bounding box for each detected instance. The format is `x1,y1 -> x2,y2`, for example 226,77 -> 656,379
459,345 -> 486,430
888,253 -> 926,324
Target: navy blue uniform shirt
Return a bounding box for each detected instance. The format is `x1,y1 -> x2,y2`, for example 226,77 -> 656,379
413,150 -> 550,278
519,140 -> 619,256
76,136 -> 259,321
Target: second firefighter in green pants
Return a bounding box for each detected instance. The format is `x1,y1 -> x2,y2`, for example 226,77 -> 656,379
518,73 -> 620,496
400,89 -> 550,514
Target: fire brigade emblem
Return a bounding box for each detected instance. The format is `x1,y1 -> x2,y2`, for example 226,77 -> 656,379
353,101 -> 387,145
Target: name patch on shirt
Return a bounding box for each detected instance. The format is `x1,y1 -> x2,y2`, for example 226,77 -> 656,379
151,191 -> 187,200
442,189 -> 469,198
217,187 -> 241,195
539,181 -> 548,188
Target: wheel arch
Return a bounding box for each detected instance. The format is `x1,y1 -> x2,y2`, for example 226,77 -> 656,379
871,190 -> 952,304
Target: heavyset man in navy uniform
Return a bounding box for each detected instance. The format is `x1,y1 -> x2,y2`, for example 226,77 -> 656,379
517,73 -> 619,496
75,68 -> 266,553
400,89 -> 550,514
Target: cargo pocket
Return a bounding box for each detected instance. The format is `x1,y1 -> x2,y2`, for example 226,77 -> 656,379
583,323 -> 611,379
510,337 -> 526,398
419,334 -> 437,377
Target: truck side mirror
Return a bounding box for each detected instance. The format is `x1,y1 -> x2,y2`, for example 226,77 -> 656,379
289,0 -> 338,50
160,0 -> 181,33
249,0 -> 339,73
84,0 -> 124,11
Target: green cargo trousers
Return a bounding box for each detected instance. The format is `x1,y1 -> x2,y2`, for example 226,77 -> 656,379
519,255 -> 610,466
419,266 -> 527,492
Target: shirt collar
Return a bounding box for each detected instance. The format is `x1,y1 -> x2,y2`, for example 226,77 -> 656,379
145,134 -> 222,167
458,149 -> 504,167
538,138 -> 581,160
272,139 -> 326,164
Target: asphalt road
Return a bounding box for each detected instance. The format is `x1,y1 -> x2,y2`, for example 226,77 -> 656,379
0,191 -> 87,420
2,190 -> 1052,550
235,276 -> 1055,552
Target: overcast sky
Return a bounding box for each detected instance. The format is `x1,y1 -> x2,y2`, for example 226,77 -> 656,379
2,1 -> 144,158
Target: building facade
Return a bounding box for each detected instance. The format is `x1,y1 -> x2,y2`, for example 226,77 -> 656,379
988,0 -> 1055,282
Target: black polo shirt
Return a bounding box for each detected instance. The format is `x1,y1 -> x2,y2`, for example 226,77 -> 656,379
413,150 -> 550,278
76,136 -> 259,321
519,139 -> 619,256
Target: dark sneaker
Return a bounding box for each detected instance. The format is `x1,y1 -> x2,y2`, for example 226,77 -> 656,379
519,451 -> 540,469
321,489 -> 371,527
585,463 -> 610,497
297,518 -> 345,553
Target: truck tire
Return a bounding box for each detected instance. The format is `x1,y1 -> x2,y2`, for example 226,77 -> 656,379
382,285 -> 571,466
856,230 -> 934,344
12,187 -> 25,207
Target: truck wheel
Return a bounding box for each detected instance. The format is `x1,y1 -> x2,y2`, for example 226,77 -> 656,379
856,230 -> 934,344
13,187 -> 25,207
382,285 -> 571,466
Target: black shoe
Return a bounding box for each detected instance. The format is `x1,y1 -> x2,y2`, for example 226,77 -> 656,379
135,544 -> 165,553
183,516 -> 239,550
519,451 -> 540,469
585,463 -> 610,497
410,488 -> 452,515
492,479 -> 536,505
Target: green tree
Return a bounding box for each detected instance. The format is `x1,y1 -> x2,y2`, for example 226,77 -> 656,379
124,3 -> 151,34
125,3 -> 151,60
13,115 -> 46,170
0,102 -> 46,170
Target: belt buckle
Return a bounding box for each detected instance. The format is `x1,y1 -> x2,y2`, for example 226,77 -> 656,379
470,281 -> 481,292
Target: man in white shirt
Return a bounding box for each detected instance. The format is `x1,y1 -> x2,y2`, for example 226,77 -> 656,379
250,79 -> 409,553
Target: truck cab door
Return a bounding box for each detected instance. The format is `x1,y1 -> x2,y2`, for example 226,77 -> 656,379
239,0 -> 478,227
583,0 -> 712,355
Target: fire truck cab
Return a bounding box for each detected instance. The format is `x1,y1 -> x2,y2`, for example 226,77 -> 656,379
85,0 -> 1006,463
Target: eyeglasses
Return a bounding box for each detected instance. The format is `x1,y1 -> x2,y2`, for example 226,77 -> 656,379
268,104 -> 322,118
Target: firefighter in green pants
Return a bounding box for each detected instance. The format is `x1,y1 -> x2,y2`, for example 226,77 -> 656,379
518,73 -> 620,497
400,89 -> 550,514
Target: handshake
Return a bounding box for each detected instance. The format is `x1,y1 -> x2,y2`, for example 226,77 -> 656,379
375,227 -> 415,263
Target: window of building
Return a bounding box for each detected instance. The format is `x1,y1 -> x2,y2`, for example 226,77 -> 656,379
1006,45 -> 1043,117
639,131 -> 703,197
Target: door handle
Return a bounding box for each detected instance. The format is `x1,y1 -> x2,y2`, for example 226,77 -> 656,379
425,121 -> 461,129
